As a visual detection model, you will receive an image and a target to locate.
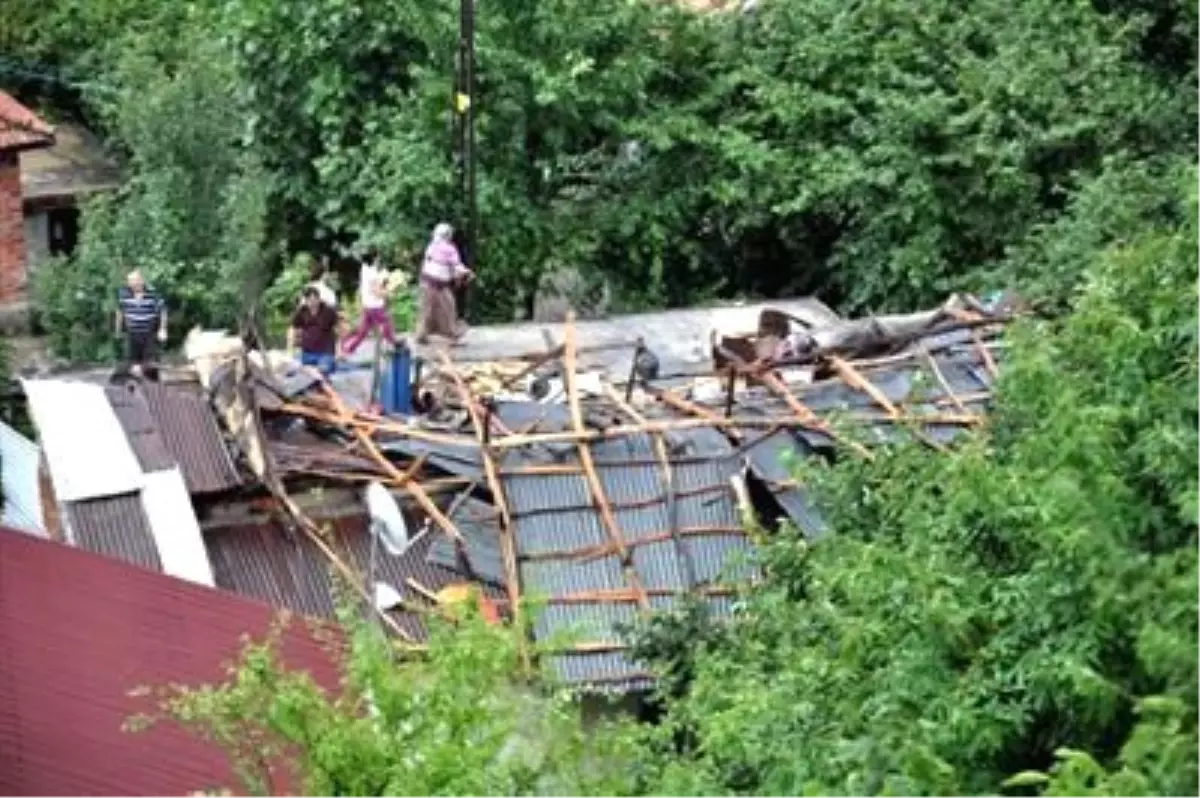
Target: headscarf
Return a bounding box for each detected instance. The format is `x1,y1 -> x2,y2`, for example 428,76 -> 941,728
432,222 -> 454,242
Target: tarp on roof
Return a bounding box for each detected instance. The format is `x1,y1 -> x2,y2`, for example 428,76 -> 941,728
22,380 -> 143,502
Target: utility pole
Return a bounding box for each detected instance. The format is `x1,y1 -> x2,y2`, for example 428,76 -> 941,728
453,0 -> 477,318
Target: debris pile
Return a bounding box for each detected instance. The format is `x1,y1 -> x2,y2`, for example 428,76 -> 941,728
183,292 -> 1015,689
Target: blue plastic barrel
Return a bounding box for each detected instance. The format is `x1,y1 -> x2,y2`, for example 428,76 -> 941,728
380,344 -> 413,415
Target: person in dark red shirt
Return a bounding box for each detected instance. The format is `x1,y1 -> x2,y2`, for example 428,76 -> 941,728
287,287 -> 340,375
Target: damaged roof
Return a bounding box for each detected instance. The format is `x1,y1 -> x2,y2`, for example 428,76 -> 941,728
22,379 -> 239,586
18,291 -> 1016,694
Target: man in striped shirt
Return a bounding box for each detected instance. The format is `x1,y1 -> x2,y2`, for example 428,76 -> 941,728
114,270 -> 167,375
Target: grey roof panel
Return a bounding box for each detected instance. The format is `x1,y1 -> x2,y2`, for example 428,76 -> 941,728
522,556 -> 625,596
66,493 -> 162,572
425,497 -> 507,586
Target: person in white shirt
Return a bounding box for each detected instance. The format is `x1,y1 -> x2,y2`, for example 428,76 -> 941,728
307,256 -> 337,308
342,248 -> 399,355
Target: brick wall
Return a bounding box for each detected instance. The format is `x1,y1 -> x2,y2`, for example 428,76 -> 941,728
0,151 -> 26,303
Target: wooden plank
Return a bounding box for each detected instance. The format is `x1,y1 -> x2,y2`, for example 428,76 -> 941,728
435,351 -> 524,629
562,315 -> 650,612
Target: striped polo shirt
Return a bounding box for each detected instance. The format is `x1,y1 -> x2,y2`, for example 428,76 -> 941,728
118,286 -> 165,334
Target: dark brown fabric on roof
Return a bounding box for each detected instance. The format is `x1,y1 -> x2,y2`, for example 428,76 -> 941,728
0,526 -> 338,797
65,493 -> 162,572
106,383 -> 176,472
139,382 -> 242,494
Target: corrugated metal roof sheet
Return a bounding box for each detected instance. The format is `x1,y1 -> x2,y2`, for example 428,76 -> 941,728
22,380 -> 144,502
204,514 -> 502,642
139,383 -> 242,495
140,468 -> 215,586
503,423 -> 754,691
106,384 -> 176,473
379,437 -> 485,480
738,419 -> 827,537
0,526 -> 338,797
425,496 -> 507,586
65,493 -> 162,571
0,420 -> 44,536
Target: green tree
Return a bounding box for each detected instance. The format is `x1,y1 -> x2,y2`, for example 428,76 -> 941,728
129,600 -> 641,796
634,167 -> 1198,795
34,12 -> 270,362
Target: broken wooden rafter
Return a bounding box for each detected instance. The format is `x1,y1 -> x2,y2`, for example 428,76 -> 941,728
563,314 -> 651,612
218,357 -> 422,647
829,355 -> 951,453
921,348 -> 969,415
756,369 -> 875,460
316,383 -> 467,547
435,350 -> 524,635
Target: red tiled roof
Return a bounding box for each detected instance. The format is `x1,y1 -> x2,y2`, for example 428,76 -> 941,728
0,527 -> 339,796
0,91 -> 54,152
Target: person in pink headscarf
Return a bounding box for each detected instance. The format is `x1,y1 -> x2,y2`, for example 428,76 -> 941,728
416,222 -> 474,345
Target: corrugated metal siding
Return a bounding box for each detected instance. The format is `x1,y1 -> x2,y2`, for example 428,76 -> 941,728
139,383 -> 241,495
22,379 -> 144,502
65,493 -> 162,571
0,526 -> 338,797
0,420 -> 44,536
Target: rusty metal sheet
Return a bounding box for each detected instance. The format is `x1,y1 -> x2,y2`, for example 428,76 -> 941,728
139,383 -> 242,494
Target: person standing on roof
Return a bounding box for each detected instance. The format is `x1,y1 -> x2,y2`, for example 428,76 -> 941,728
115,269 -> 167,376
288,286 -> 340,375
417,222 -> 474,345
342,247 -> 399,356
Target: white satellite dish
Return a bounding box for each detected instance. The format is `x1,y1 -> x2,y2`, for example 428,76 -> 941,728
365,481 -> 410,556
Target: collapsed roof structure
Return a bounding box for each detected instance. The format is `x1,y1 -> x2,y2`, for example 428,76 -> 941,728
19,292 -> 1017,692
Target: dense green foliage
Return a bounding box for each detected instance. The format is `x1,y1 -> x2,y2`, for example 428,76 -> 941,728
9,0 -> 1193,794
633,168 -> 1198,796
130,602 -> 640,796
28,8 -> 269,361
5,0 -> 1194,356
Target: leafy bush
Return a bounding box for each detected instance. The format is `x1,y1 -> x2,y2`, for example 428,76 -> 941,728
129,600 -> 642,796
632,167 -> 1198,795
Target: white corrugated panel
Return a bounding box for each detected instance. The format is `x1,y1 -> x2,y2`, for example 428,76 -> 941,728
140,467 -> 214,586
20,379 -> 144,502
0,419 -> 45,536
